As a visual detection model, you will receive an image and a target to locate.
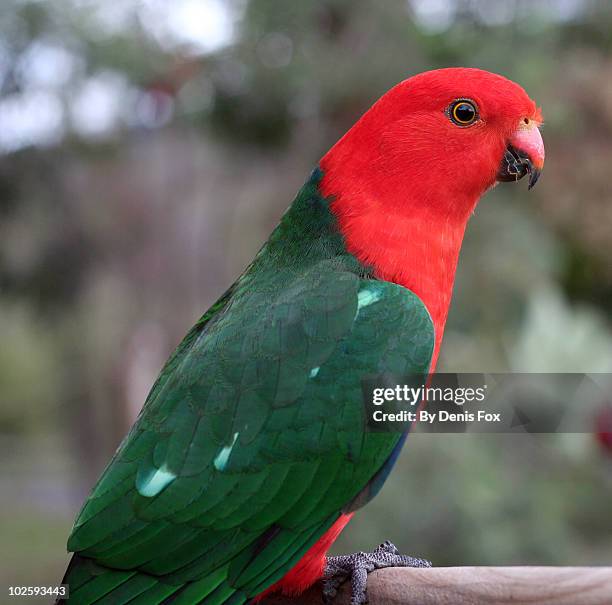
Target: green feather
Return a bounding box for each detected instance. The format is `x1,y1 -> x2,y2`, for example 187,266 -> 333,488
60,169 -> 434,604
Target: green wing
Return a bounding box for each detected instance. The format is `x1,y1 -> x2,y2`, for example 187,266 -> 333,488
62,260 -> 433,605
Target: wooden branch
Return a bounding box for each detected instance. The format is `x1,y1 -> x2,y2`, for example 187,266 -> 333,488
261,567 -> 612,605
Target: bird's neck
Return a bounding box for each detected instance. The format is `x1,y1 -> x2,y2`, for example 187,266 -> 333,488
320,155 -> 478,370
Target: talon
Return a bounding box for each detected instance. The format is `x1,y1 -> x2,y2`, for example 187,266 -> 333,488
376,540 -> 399,555
323,541 -> 431,604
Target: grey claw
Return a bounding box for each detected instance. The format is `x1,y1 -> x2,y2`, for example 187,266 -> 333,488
323,540 -> 431,604
375,540 -> 399,555
322,575 -> 346,604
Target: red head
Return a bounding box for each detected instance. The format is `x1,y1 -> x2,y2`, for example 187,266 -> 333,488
320,68 -> 544,367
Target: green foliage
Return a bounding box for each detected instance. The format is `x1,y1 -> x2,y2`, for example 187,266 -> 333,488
0,302 -> 61,432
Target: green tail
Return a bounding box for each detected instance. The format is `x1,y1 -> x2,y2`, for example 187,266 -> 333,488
57,555 -> 248,605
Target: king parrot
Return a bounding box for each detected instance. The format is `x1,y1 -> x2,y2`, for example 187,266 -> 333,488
57,68 -> 544,605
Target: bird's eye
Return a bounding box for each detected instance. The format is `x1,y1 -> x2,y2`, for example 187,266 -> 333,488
448,100 -> 478,126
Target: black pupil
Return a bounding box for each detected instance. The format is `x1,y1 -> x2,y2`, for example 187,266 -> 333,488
455,103 -> 475,123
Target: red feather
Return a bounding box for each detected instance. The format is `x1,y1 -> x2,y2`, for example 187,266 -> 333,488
254,514 -> 354,600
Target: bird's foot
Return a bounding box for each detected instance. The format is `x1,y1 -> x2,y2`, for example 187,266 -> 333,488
322,540 -> 430,605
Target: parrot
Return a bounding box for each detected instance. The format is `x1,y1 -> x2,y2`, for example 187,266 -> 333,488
57,68 -> 544,605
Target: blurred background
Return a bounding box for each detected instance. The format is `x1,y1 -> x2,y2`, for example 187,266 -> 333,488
1,0 -> 612,599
